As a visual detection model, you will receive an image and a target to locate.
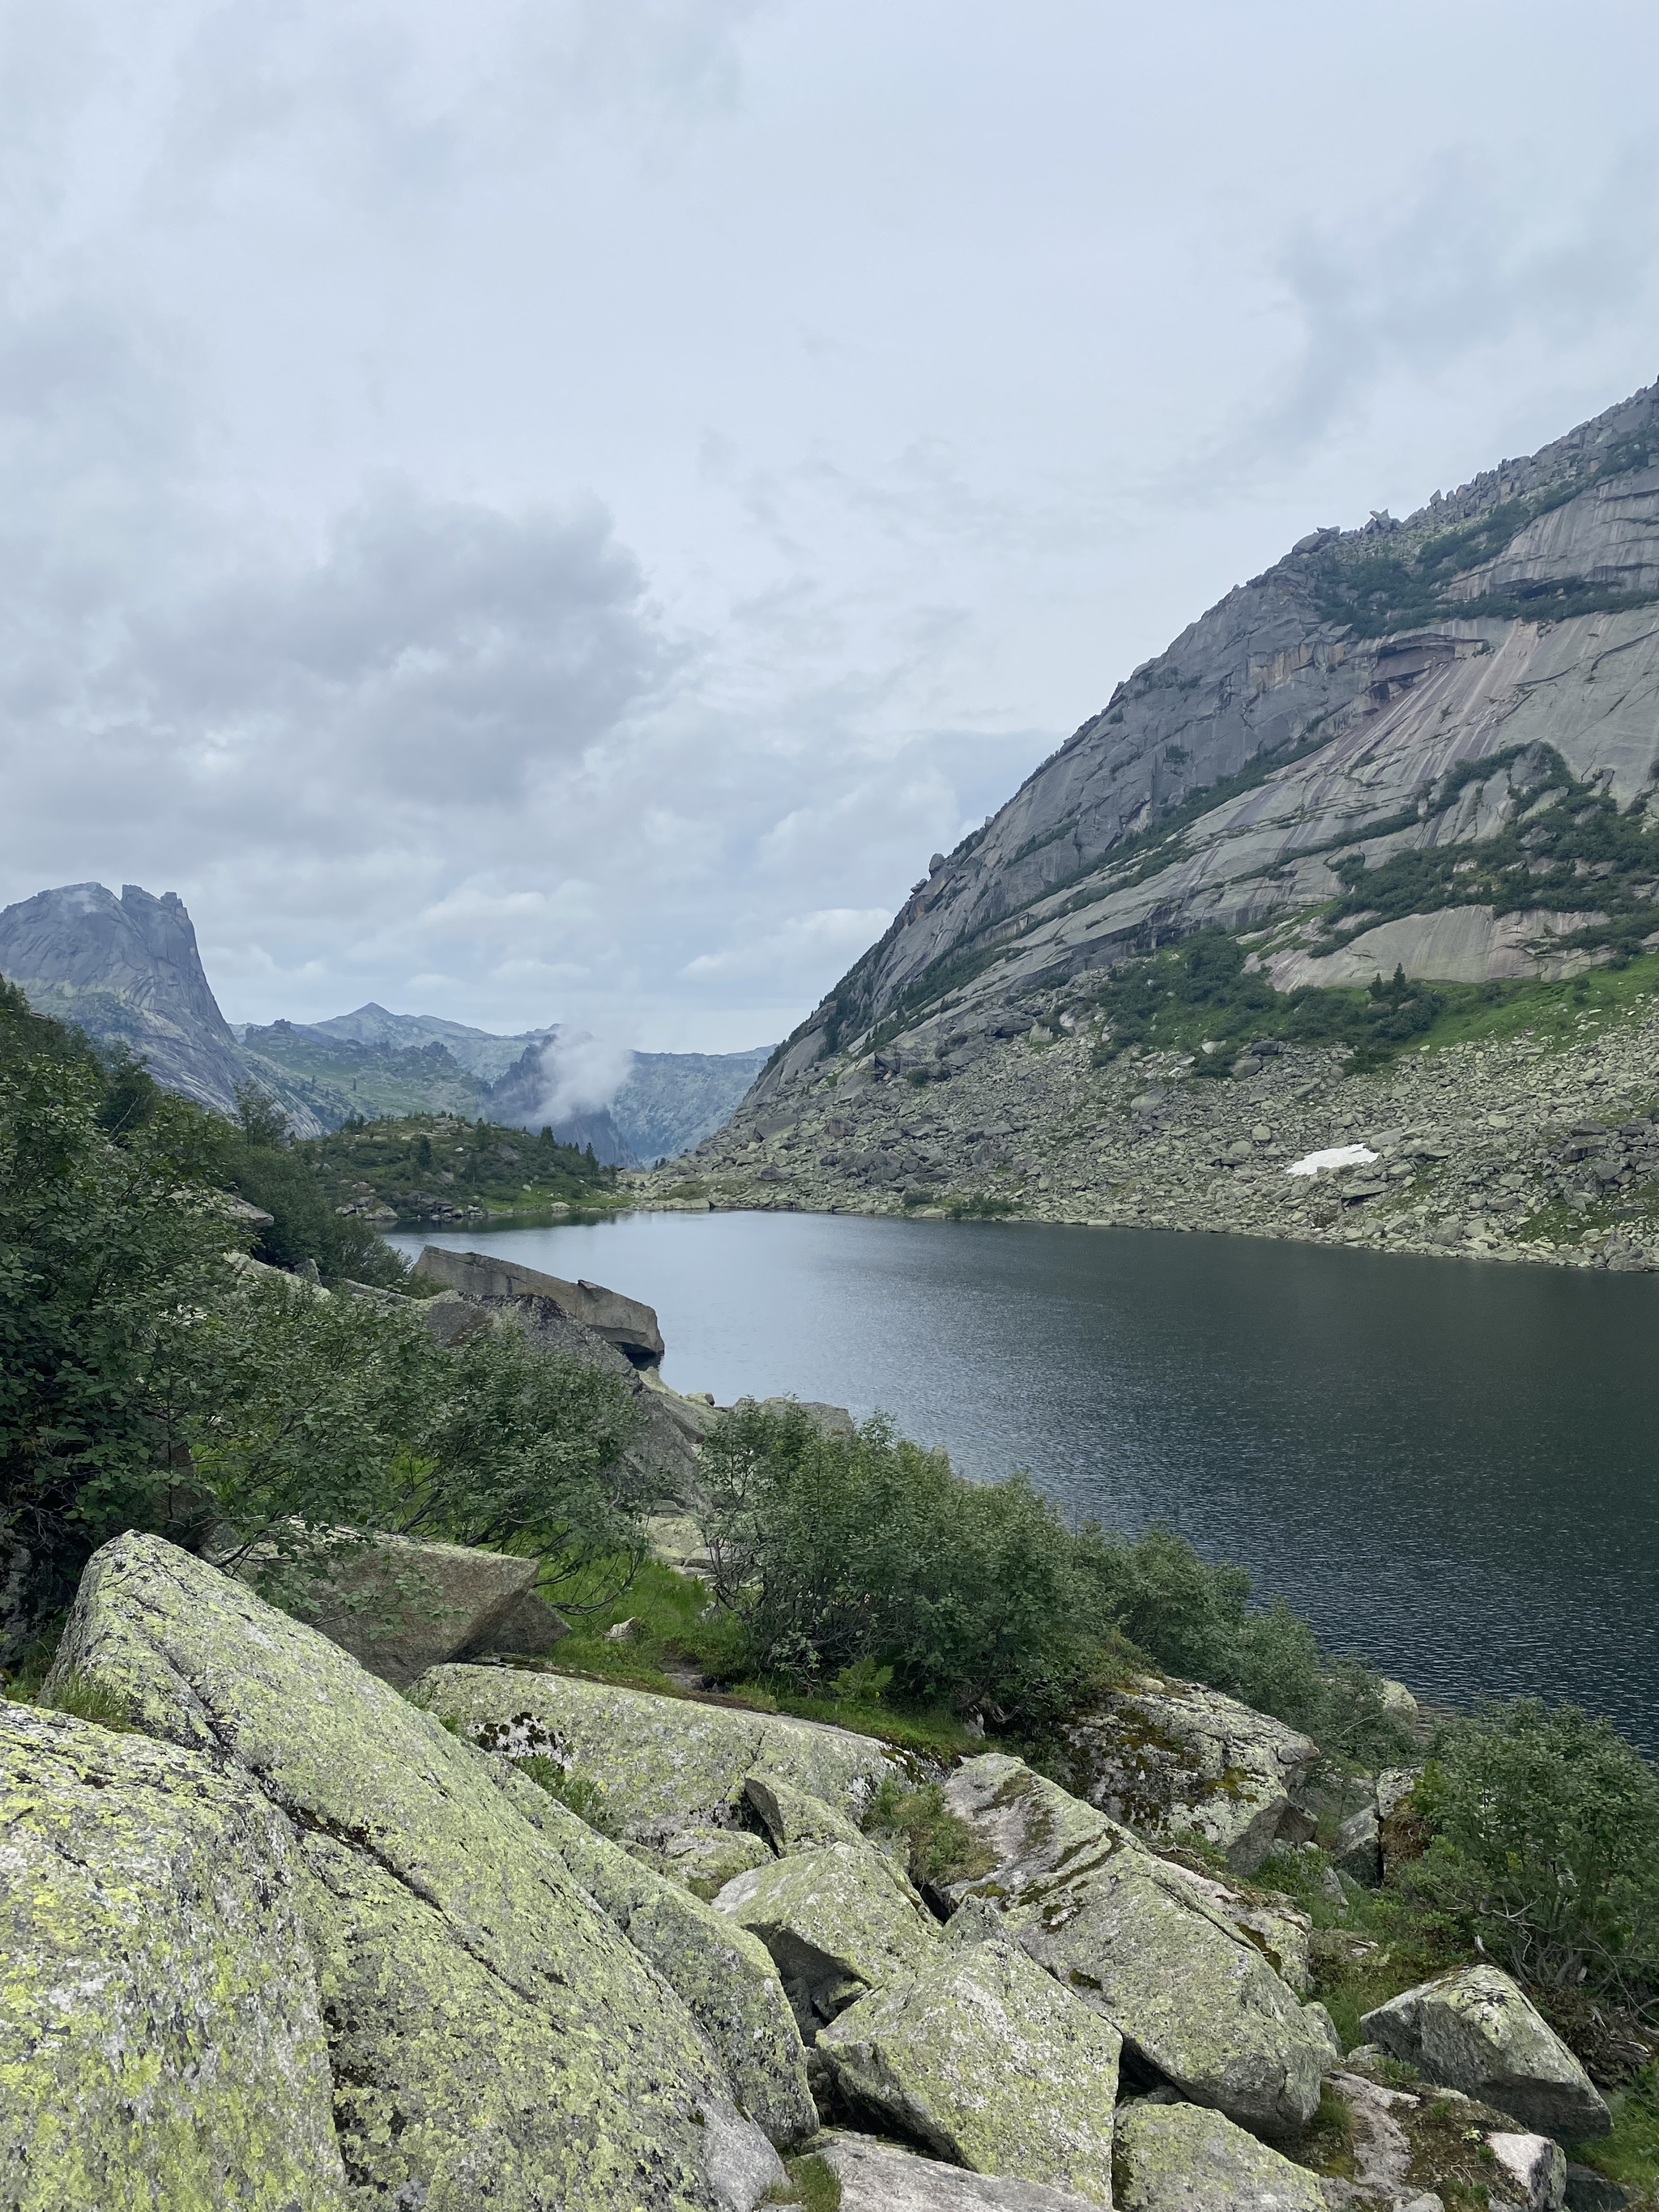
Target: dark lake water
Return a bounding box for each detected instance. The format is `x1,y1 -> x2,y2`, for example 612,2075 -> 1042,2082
393,1213 -> 1659,1752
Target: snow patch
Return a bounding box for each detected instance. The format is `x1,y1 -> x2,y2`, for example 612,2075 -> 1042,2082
1286,1144 -> 1379,1178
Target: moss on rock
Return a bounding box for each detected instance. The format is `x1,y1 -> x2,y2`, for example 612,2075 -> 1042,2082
0,1702 -> 347,2212
45,1533 -> 784,2210
817,1935 -> 1120,2203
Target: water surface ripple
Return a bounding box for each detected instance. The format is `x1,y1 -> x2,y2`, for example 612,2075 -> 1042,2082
394,1214 -> 1659,1750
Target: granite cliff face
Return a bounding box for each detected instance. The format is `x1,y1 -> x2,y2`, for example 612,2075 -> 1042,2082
748,379 -> 1659,1105
0,882 -> 324,1127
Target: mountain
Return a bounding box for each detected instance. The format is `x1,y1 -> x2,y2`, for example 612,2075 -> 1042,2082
0,884 -> 770,1157
0,884 -> 322,1135
645,378 -> 1659,1267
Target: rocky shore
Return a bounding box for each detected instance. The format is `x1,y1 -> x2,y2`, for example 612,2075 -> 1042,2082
631,989 -> 1659,1272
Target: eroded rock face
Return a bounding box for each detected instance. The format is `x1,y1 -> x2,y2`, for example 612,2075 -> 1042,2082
1111,2101 -> 1327,2211
943,1754 -> 1331,2133
0,1702 -> 348,2212
1048,1678 -> 1317,1873
714,1843 -> 940,2033
417,1663 -> 901,1845
817,1935 -> 1120,2204
1361,1965 -> 1611,2141
45,1532 -> 784,2211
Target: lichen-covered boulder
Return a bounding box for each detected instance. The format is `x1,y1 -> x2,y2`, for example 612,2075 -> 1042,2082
495,1759 -> 817,2148
944,1754 -> 1329,2133
817,2131 -> 1102,2210
1361,1965 -> 1610,2139
271,1530 -> 544,1688
1149,1853 -> 1313,1994
417,1663 -> 901,1845
1049,1677 -> 1316,1873
746,1771 -> 869,1853
661,1825 -> 778,1894
817,1934 -> 1120,2203
714,1841 -> 940,2032
1111,2100 -> 1327,2210
46,1532 -> 786,2210
0,1702 -> 348,2212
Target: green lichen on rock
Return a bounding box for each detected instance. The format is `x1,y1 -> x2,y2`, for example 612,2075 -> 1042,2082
45,1533 -> 783,2210
746,1773 -> 868,1855
416,1663 -> 900,1843
1362,1963 -> 1612,2140
945,1754 -> 1329,2134
1111,2100 -> 1327,2211
817,1935 -> 1120,2204
660,1825 -> 779,1895
497,1758 -> 817,2148
715,1842 -> 940,2033
0,1702 -> 347,2212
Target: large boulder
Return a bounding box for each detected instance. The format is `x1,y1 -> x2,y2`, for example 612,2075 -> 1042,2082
1049,1677 -> 1317,1873
944,1754 -> 1332,2133
45,1532 -> 791,2209
284,1531 -> 557,1687
1361,1966 -> 1611,2140
412,1245 -> 667,1366
816,2132 -> 1102,2210
817,1934 -> 1120,2203
495,1758 -> 817,2148
1111,2101 -> 1328,2210
714,1842 -> 940,2032
1,1701 -> 348,2211
418,1663 -> 901,1846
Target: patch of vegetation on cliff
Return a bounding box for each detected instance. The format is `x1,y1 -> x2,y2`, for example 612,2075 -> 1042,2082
293,1110 -> 620,1224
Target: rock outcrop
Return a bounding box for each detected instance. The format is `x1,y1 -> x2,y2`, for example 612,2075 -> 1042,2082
1361,1965 -> 1612,2139
412,1243 -> 667,1365
816,1933 -> 1121,2201
1,1701 -> 349,2211
943,1753 -> 1334,2133
1049,1676 -> 1317,1873
41,1532 -> 795,2209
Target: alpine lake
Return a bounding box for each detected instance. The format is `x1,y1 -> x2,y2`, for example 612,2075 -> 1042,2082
392,1211 -> 1659,1753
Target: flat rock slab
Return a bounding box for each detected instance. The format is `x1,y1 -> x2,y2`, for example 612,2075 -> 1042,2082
417,1663 -> 900,1843
817,2131 -> 1103,2210
1050,1677 -> 1316,1873
818,1936 -> 1119,2204
1362,1965 -> 1610,2140
1112,2101 -> 1327,2210
716,1841 -> 940,2032
46,1532 -> 784,2211
1,1702 -> 348,2212
944,1754 -> 1330,2134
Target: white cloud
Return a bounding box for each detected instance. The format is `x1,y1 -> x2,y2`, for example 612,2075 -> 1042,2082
3,0 -> 1658,1051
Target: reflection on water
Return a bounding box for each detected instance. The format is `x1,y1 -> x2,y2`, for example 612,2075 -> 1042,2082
393,1212 -> 1659,1750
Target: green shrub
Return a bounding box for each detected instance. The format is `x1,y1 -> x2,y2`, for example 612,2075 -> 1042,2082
861,1775 -> 995,1889
1401,1699 -> 1659,2022
512,1752 -> 622,1837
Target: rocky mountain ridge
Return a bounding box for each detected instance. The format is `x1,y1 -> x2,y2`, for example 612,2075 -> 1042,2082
748,379 -> 1659,1102
0,883 -> 767,1157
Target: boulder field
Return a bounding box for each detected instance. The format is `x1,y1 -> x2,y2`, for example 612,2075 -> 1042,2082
1,1533 -> 1617,2210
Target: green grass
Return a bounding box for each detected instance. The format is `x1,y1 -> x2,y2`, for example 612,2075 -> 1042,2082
1567,2073 -> 1659,2194
761,2153 -> 841,2210
38,1672 -> 135,1733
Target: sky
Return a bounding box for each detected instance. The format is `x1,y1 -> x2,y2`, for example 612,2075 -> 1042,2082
3,2 -> 1658,1051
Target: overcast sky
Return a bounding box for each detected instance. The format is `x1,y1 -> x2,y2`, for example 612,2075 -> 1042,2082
4,2 -> 1658,1049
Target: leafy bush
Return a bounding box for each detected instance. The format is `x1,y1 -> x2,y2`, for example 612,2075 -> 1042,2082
861,1775 -> 994,1889
697,1401 -> 1111,1725
1401,1699 -> 1659,2022
228,1086 -> 408,1287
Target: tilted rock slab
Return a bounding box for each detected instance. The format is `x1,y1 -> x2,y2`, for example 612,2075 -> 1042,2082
1111,2101 -> 1328,2210
418,1661 -> 902,1845
1147,1853 -> 1313,1995
491,1757 -> 816,2147
944,1754 -> 1332,2133
1048,1677 -> 1316,1874
817,1934 -> 1120,2204
817,2131 -> 1105,2210
715,1841 -> 940,2032
46,1533 -> 790,2210
293,1530 -> 546,1688
1362,1965 -> 1610,2140
1,1702 -> 348,2212
745,1770 -> 871,1853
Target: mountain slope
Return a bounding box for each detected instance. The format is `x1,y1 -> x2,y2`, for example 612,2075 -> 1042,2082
637,380 -> 1659,1272
738,379 -> 1659,1103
